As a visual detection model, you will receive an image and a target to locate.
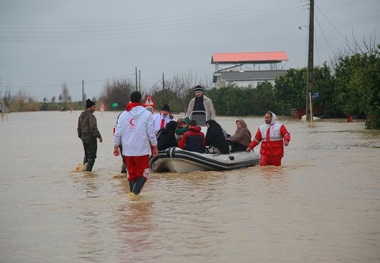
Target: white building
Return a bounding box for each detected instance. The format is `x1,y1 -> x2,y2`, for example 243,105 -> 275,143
211,51 -> 288,88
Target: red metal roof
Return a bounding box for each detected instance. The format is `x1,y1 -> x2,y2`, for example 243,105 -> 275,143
211,51 -> 288,64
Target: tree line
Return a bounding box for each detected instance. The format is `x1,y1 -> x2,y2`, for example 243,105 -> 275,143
2,44 -> 379,129
143,44 -> 379,129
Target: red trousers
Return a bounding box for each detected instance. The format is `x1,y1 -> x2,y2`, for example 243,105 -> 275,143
124,155 -> 150,181
260,155 -> 282,166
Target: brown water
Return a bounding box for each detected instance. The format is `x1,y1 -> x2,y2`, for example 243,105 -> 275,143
1,111 -> 379,263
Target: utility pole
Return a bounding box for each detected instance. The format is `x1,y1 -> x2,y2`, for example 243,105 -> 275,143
138,70 -> 141,92
82,80 -> 85,109
135,67 -> 138,91
306,0 -> 314,127
162,73 -> 165,90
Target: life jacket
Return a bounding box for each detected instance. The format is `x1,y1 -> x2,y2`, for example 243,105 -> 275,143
257,122 -> 288,157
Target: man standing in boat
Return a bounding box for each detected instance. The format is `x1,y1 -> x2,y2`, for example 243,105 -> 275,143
186,85 -> 216,125
246,111 -> 290,166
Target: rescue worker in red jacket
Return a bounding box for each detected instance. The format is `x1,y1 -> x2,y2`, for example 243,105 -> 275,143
246,111 -> 290,166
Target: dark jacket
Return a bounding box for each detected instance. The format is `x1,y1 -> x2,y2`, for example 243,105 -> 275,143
175,126 -> 189,136
157,121 -> 178,151
77,110 -> 101,142
178,125 -> 205,153
205,120 -> 229,154
186,95 -> 216,121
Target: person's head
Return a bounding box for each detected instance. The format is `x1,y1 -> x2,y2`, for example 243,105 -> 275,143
86,99 -> 96,112
188,119 -> 197,127
130,91 -> 142,103
264,111 -> 276,125
166,120 -> 178,131
177,117 -> 189,128
160,104 -> 170,116
205,119 -> 217,129
194,85 -> 204,97
236,119 -> 247,129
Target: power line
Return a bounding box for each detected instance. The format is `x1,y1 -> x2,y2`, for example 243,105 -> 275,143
3,74 -> 136,89
0,1 -> 304,42
315,13 -> 337,59
315,2 -> 355,47
315,1 -> 380,30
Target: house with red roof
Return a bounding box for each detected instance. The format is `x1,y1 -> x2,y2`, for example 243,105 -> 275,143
211,51 -> 288,88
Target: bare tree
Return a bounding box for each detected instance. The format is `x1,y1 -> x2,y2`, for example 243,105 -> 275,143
13,89 -> 31,104
61,83 -> 70,103
148,70 -> 214,113
171,71 -> 195,98
100,78 -> 135,110
329,32 -> 378,69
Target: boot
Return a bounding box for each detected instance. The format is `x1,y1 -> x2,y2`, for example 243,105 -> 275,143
86,159 -> 95,172
127,192 -> 138,201
128,180 -> 135,192
132,177 -> 146,195
83,155 -> 88,165
121,163 -> 127,174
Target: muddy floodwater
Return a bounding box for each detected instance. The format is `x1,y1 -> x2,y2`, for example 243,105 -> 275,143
1,111 -> 379,263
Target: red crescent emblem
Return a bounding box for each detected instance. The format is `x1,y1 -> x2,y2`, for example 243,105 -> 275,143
129,118 -> 135,126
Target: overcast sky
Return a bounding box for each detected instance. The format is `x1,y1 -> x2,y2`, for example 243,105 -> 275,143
1,0 -> 379,101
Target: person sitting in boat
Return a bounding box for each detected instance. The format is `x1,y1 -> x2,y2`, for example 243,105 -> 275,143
175,116 -> 189,141
227,119 -> 252,152
157,120 -> 178,151
205,120 -> 230,154
153,104 -> 172,135
178,119 -> 205,153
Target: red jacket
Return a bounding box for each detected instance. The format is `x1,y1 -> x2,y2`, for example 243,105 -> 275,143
248,122 -> 290,157
178,126 -> 206,153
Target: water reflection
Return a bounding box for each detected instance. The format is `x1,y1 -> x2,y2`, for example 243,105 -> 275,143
77,210 -> 106,263
114,201 -> 155,262
258,165 -> 285,179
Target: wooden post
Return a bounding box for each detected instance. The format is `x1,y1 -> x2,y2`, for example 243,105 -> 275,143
162,73 -> 165,90
306,0 -> 314,127
82,80 -> 85,109
135,67 -> 138,91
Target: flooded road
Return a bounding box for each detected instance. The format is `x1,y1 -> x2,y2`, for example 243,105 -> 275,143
1,111 -> 379,262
